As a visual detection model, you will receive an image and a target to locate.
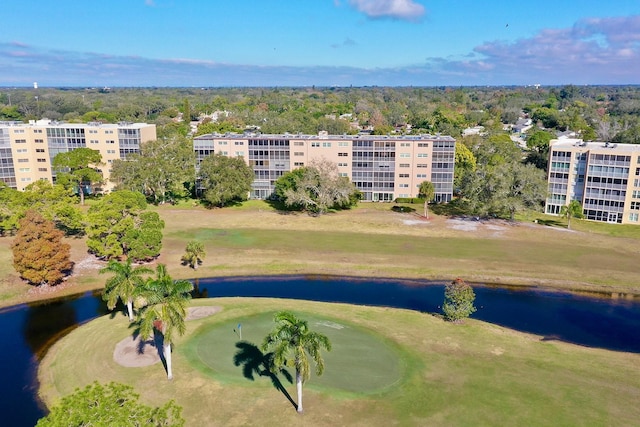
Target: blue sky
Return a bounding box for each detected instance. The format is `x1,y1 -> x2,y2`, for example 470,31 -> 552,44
1,0 -> 640,87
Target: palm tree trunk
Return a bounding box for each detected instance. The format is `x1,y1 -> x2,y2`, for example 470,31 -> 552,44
296,369 -> 303,413
164,342 -> 173,380
126,299 -> 134,322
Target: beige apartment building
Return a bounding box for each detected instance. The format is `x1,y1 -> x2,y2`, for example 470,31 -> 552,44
546,138 -> 640,224
0,119 -> 156,191
194,131 -> 456,202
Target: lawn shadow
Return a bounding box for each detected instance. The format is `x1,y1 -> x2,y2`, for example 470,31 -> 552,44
130,326 -> 167,374
233,341 -> 296,409
536,219 -> 566,227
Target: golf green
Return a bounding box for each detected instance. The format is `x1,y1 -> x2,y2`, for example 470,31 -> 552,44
183,311 -> 405,395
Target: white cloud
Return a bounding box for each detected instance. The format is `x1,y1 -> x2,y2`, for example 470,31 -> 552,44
348,0 -> 425,22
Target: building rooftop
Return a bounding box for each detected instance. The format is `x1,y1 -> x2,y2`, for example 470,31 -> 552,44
550,138 -> 640,154
194,132 -> 455,141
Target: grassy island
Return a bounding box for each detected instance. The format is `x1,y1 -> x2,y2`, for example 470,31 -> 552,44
38,298 -> 640,426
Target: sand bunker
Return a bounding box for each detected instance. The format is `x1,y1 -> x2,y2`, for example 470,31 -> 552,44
113,305 -> 222,367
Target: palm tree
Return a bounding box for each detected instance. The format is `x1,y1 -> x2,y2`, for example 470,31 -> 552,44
181,241 -> 206,270
100,259 -> 152,322
560,200 -> 584,230
135,264 -> 193,380
418,180 -> 435,219
261,311 -> 331,413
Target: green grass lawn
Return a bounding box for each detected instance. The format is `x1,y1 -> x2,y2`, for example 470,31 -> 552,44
2,201 -> 640,310
183,311 -> 404,395
38,298 -> 640,427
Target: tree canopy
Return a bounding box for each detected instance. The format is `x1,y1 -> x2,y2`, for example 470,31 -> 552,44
197,153 -> 254,207
36,382 -> 184,427
52,147 -> 104,205
442,278 -> 477,322
110,136 -> 195,204
86,190 -> 164,261
274,159 -> 359,215
11,210 -> 72,286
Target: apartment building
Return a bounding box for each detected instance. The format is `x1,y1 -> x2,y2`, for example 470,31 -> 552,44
546,138 -> 640,224
0,120 -> 156,191
194,132 -> 455,202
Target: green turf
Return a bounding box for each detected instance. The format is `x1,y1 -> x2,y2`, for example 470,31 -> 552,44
183,311 -> 404,395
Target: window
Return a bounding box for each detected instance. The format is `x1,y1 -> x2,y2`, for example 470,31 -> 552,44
235,141 -> 244,145
311,142 -> 320,147
38,167 -> 47,172
218,141 -> 228,145
338,162 -> 348,167
15,139 -> 26,143
14,129 -> 25,134
107,140 -> 115,144
417,153 -> 428,158
294,152 -> 304,156
21,177 -> 32,182
294,162 -> 304,167
19,168 -> 30,172
16,148 -> 27,153
107,150 -> 116,154
630,213 -> 639,222
338,142 -> 349,147
293,141 -> 304,146
339,172 -> 348,177
400,143 -> 410,147
235,151 -> 244,157
399,153 -> 410,158
37,158 -> 47,162
34,129 -> 43,134
220,151 -> 228,156
399,163 -> 410,168
35,139 -> 44,143
399,183 -> 409,188
417,164 -> 428,168
322,142 -> 332,147
18,158 -> 28,163
417,143 -> 429,148
338,152 -> 349,157
416,174 -> 427,178
36,148 -> 45,153
398,173 -> 409,178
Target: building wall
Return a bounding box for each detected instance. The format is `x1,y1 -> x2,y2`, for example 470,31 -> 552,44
0,120 -> 156,191
546,138 -> 640,225
193,132 -> 456,202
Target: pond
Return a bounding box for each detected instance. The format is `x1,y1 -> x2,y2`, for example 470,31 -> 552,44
2,275 -> 640,426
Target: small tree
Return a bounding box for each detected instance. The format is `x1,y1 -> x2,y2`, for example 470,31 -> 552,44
36,382 -> 184,427
442,278 -> 477,323
560,200 -> 584,230
135,264 -> 193,380
418,181 -> 435,219
181,241 -> 206,270
11,210 -> 72,286
197,153 -> 254,207
262,311 -> 331,413
100,259 -> 153,322
52,147 -> 104,205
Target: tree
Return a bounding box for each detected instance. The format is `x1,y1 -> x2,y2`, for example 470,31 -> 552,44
100,259 -> 153,322
454,142 -> 477,190
11,210 -> 72,286
261,311 -> 332,413
442,278 -> 477,322
52,147 -> 104,205
277,159 -> 359,215
418,181 -> 435,219
36,382 -> 184,427
181,241 -> 206,270
110,136 -> 195,204
197,153 -> 254,207
560,200 -> 584,230
135,264 -> 193,380
86,191 -> 164,261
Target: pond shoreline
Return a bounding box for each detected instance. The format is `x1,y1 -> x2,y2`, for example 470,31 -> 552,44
4,272 -> 640,312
